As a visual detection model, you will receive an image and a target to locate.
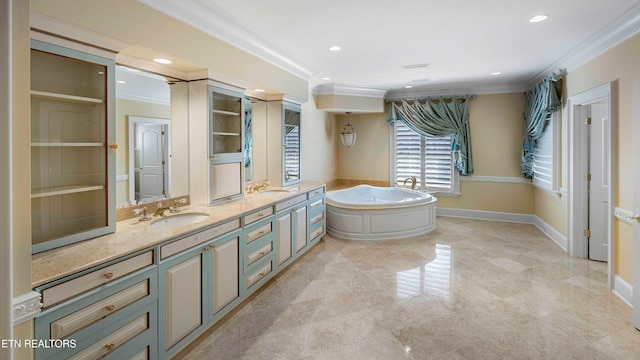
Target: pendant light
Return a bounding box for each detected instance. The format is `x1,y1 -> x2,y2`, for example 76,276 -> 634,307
341,112 -> 357,148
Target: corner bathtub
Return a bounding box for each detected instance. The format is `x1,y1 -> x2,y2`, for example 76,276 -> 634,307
326,185 -> 437,240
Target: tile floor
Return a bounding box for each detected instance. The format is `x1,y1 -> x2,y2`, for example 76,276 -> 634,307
175,217 -> 640,360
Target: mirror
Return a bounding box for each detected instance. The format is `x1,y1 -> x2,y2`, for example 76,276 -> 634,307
245,97 -> 268,183
283,105 -> 301,185
115,66 -> 182,206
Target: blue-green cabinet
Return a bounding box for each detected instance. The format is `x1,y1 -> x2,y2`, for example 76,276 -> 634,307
30,40 -> 116,254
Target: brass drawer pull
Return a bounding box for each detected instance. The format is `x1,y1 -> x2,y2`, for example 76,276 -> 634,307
258,231 -> 265,236
105,343 -> 115,351
104,272 -> 114,280
257,213 -> 264,217
105,304 -> 115,312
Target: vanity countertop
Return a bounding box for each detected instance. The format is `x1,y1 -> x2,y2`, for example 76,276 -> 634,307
32,181 -> 325,288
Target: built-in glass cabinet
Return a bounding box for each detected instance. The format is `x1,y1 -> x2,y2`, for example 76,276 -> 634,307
283,104 -> 301,185
30,40 -> 115,253
209,87 -> 245,203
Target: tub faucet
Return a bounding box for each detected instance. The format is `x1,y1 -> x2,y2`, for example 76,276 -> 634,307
404,176 -> 417,190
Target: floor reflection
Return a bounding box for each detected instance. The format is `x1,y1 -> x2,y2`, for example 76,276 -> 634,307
396,244 -> 452,300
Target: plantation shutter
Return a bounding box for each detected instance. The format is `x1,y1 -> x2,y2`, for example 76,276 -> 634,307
533,113 -> 553,188
395,122 -> 422,188
284,125 -> 300,179
424,134 -> 453,190
395,121 -> 453,192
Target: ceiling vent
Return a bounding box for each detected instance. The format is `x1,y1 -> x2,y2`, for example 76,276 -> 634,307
402,63 -> 430,70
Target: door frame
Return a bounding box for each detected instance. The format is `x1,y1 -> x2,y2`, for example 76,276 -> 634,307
567,82 -> 614,288
128,115 -> 171,205
632,80 -> 640,328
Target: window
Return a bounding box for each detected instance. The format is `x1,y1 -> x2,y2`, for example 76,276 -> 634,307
532,112 -> 558,191
392,121 -> 459,193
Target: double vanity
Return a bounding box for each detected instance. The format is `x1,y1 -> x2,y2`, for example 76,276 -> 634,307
32,182 -> 326,359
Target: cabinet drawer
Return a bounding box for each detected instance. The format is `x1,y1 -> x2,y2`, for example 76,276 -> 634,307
161,218 -> 240,259
51,280 -> 149,339
246,261 -> 272,289
309,198 -> 324,211
307,187 -> 325,199
42,251 -> 154,308
246,241 -> 273,267
275,194 -> 306,212
68,314 -> 149,360
246,222 -> 272,244
310,225 -> 324,242
244,206 -> 274,225
310,212 -> 324,226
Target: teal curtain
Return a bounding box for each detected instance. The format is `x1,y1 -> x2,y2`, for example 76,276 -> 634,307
521,71 -> 565,178
388,95 -> 475,175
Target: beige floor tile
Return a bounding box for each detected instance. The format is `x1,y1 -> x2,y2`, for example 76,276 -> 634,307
174,217 -> 636,360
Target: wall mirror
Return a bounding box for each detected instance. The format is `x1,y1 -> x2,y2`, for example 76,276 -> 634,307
283,104 -> 301,185
245,97 -> 268,183
115,66 -> 184,206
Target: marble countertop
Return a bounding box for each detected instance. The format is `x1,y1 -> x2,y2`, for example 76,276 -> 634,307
32,181 -> 325,288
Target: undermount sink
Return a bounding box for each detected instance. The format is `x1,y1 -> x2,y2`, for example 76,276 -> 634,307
257,189 -> 289,196
150,212 -> 209,228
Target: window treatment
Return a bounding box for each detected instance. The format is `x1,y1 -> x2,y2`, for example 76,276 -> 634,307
388,95 -> 475,175
244,103 -> 252,167
521,70 -> 565,178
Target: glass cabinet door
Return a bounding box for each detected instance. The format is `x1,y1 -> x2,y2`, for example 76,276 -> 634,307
209,89 -> 243,156
30,40 -> 115,253
282,104 -> 301,186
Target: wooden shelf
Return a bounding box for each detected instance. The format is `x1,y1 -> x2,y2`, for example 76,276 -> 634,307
30,90 -> 104,104
31,142 -> 104,147
31,185 -> 105,199
212,132 -> 241,136
212,109 -> 240,116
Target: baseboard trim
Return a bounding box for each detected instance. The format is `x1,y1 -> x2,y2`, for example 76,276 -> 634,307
436,207 -> 535,224
534,216 -> 568,251
613,275 -> 633,308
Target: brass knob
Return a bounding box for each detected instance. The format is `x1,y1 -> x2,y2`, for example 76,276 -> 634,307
258,231 -> 265,235
259,251 -> 265,256
635,214 -> 640,222
257,213 -> 264,217
259,272 -> 265,277
104,272 -> 114,280
105,343 -> 115,351
105,304 -> 115,312
204,246 -> 210,251
109,144 -> 118,149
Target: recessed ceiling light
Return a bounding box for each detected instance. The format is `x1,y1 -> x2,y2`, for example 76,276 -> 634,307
322,77 -> 331,81
491,72 -> 502,75
329,46 -> 341,51
405,85 -> 413,89
254,88 -> 265,92
153,58 -> 172,64
529,14 -> 548,23
117,80 -> 126,84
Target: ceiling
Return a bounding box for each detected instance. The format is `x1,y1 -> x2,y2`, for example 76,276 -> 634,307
142,0 -> 640,97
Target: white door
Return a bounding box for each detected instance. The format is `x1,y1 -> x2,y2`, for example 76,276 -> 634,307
136,123 -> 165,201
588,102 -> 609,262
631,80 -> 640,329
164,255 -> 202,349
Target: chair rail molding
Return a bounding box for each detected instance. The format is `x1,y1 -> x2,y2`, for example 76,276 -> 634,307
13,291 -> 42,326
614,207 -> 634,225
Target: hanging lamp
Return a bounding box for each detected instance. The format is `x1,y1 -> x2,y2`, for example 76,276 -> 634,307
341,112 -> 357,148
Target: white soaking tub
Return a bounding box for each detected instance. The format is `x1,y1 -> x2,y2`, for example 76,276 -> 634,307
326,185 -> 437,240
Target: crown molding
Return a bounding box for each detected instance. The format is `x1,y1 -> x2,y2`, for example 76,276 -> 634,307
530,1 -> 640,84
30,11 -> 130,55
116,90 -> 170,106
385,81 -> 530,100
139,0 -> 318,81
312,83 -> 388,98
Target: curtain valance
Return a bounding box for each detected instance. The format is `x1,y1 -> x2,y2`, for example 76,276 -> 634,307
521,70 -> 565,178
388,95 -> 476,175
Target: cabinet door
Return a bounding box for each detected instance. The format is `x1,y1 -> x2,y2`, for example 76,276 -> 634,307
294,207 -> 307,253
164,254 -> 202,350
30,40 -> 116,254
211,237 -> 239,313
277,213 -> 292,265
